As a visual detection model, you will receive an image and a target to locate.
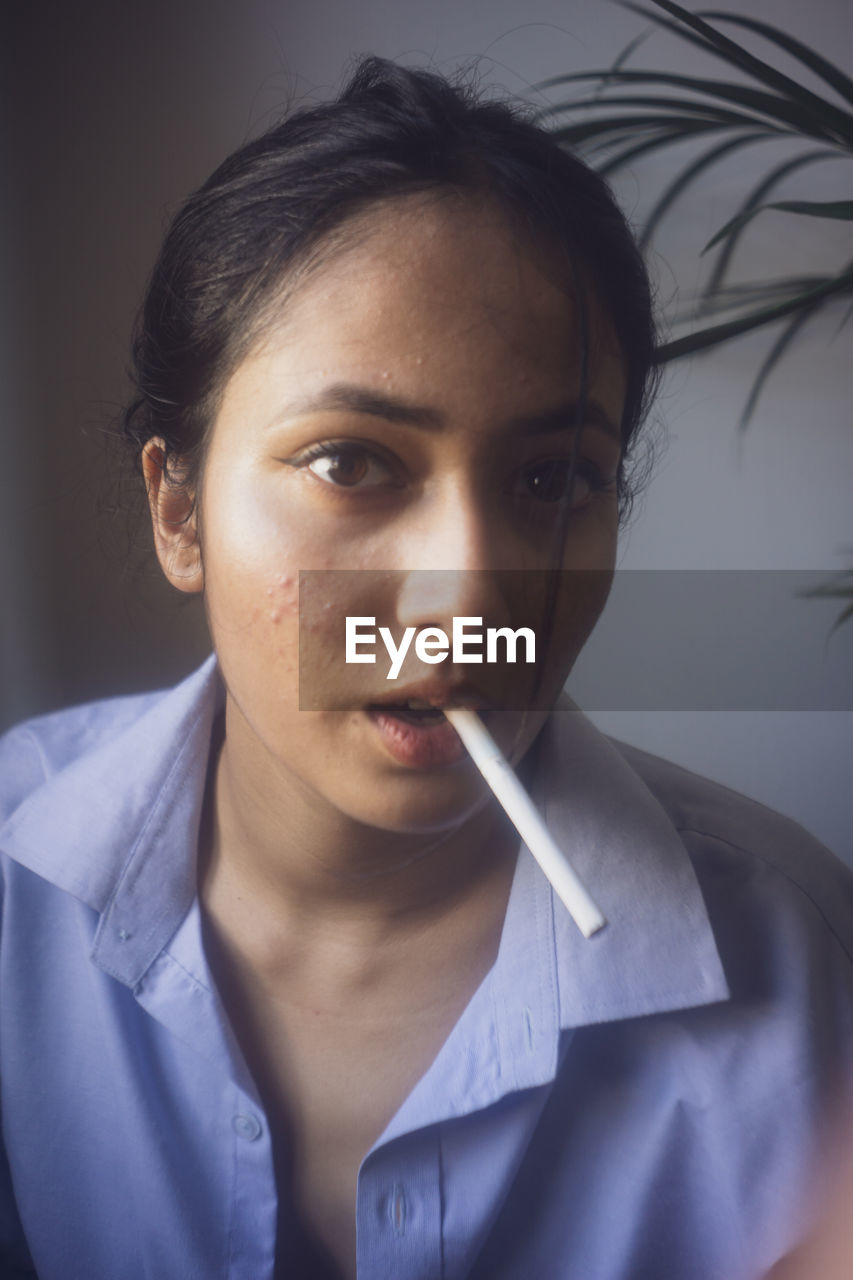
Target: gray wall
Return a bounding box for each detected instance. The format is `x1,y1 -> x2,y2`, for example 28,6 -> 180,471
3,1 -> 852,857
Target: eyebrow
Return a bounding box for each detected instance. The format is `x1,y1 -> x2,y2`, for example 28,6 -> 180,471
275,381 -> 623,444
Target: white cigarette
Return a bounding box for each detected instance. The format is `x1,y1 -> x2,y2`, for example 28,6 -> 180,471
444,707 -> 606,939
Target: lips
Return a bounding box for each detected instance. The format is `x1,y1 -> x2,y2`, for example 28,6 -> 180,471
365,680 -> 489,768
367,707 -> 466,768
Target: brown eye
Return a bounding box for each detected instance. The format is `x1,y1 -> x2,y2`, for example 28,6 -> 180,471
309,448 -> 369,487
515,459 -> 593,506
303,444 -> 397,489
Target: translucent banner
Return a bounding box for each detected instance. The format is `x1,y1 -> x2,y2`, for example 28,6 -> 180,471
298,569 -> 853,712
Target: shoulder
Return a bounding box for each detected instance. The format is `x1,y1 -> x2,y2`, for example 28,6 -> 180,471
612,737 -> 853,963
0,689 -> 167,824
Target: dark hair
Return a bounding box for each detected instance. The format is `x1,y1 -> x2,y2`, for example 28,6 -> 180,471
122,56 -> 658,517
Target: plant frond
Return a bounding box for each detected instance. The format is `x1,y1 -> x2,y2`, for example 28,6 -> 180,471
799,571 -> 853,600
831,298 -> 853,340
797,572 -> 853,635
618,0 -> 853,137
704,150 -> 841,295
655,267 -> 853,360
608,29 -> 654,79
542,69 -> 853,143
597,128 -> 706,174
699,12 -> 853,108
705,198 -> 853,253
639,131 -> 768,249
547,114 -> 730,150
830,601 -> 853,634
542,88 -> 793,133
691,276 -> 832,317
737,304 -> 820,430
768,199 -> 853,219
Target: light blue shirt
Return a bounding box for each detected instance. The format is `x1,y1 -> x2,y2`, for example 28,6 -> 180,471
2,656 -> 852,1279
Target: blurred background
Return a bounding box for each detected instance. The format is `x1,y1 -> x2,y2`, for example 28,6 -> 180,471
2,0 -> 852,858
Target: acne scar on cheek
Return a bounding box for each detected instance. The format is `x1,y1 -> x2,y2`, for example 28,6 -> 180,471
264,572 -> 299,617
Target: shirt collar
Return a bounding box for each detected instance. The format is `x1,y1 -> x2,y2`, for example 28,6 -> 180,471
1,663 -> 727,1029
0,655 -> 223,988
537,696 -> 730,1029
450,698 -> 730,1113
383,697 -> 730,1143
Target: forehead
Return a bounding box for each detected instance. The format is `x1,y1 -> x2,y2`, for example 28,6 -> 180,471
221,194 -> 626,430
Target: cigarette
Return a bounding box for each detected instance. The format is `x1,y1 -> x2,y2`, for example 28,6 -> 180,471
444,707 -> 606,939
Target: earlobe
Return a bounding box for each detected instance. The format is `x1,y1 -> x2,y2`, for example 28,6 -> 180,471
141,440 -> 204,594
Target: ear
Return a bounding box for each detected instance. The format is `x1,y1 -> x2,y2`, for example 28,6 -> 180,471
141,440 -> 204,594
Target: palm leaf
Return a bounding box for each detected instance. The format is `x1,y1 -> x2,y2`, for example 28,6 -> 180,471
799,572 -> 853,599
797,572 -> 853,638
704,150 -> 840,295
543,70 -> 853,143
699,12 -> 853,107
607,29 -> 653,78
597,128 -> 712,174
736,303 -> 819,429
540,3 -> 853,363
656,266 -> 853,360
546,1 -> 853,629
548,114 -> 732,151
770,199 -> 853,217
691,275 -> 833,317
618,0 -> 853,137
543,90 -> 792,132
639,131 -> 767,248
705,199 -> 853,253
832,298 -> 853,338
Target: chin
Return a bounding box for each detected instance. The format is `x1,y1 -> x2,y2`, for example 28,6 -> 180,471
330,763 -> 491,836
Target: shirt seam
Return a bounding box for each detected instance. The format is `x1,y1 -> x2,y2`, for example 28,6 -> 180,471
18,726 -> 50,785
677,824 -> 853,968
95,702 -> 209,981
538,865 -> 559,1059
437,1122 -> 447,1280
158,944 -> 213,997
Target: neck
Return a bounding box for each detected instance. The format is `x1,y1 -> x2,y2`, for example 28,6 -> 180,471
198,702 -> 521,961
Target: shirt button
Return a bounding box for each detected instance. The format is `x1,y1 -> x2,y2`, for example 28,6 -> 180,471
232,1113 -> 262,1141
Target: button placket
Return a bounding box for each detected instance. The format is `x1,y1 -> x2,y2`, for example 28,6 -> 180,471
357,1132 -> 442,1280
229,1090 -> 277,1280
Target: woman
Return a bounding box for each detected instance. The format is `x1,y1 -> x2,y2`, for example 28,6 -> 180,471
1,57 -> 852,1280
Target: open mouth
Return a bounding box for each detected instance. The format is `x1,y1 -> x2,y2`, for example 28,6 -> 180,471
366,700 -> 468,768
368,699 -> 447,727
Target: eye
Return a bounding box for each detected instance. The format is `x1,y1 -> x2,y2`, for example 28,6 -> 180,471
513,458 -> 604,507
297,442 -> 399,490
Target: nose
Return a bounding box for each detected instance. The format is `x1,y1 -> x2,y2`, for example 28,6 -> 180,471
394,485 -> 514,636
395,568 -> 511,638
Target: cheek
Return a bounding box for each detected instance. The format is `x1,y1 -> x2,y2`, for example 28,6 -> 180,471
200,471 -> 322,633
264,572 -> 299,624
561,497 -> 620,573
201,509 -> 347,708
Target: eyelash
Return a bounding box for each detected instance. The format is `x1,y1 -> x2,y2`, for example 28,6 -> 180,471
289,439 -> 614,507
295,440 -> 401,489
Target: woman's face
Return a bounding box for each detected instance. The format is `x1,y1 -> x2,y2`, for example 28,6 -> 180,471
156,196 -> 626,834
